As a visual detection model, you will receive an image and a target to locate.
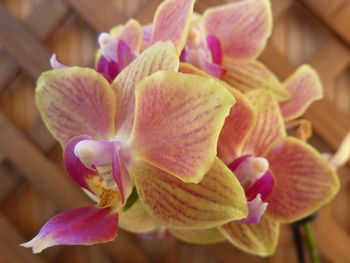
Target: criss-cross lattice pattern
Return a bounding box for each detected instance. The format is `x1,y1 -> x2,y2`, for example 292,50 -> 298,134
0,0 -> 349,262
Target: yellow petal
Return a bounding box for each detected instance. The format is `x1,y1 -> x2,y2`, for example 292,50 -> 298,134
170,228 -> 225,245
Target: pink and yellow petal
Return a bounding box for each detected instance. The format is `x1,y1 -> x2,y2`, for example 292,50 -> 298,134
263,137 -> 340,223
170,228 -> 225,245
151,0 -> 196,52
280,65 -> 323,121
223,58 -> 289,101
219,215 -> 280,257
112,42 -> 179,139
21,206 -> 118,253
203,0 -> 272,60
35,67 -> 116,145
119,200 -> 159,234
129,71 -> 235,183
110,19 -> 143,52
218,88 -> 256,164
130,158 -> 248,229
242,89 -> 286,156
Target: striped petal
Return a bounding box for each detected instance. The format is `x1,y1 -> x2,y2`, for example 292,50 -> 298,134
110,19 -> 143,52
263,137 -> 340,223
151,0 -> 195,52
129,71 -> 235,183
112,42 -> 179,139
35,67 -> 116,145
242,89 -> 286,156
219,215 -> 280,257
119,200 -> 159,234
21,206 -> 118,253
218,88 -> 256,164
203,0 -> 272,60
223,58 -> 289,101
131,158 -> 248,229
280,65 -> 323,121
170,228 -> 225,244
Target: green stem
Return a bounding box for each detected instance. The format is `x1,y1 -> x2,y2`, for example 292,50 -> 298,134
304,222 -> 320,263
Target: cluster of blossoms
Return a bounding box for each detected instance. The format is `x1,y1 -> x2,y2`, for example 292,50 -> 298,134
22,0 -> 344,256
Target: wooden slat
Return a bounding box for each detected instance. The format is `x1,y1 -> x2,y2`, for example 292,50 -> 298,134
0,5 -> 50,78
271,0 -> 294,20
0,1 -> 69,89
0,163 -> 22,203
0,213 -> 46,263
301,0 -> 350,45
65,0 -> 126,32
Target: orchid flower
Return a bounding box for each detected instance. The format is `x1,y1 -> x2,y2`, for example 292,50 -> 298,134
21,40 -> 253,253
51,19 -> 142,82
167,66 -> 339,256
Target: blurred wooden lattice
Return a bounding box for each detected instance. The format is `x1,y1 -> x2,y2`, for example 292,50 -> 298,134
0,0 -> 349,262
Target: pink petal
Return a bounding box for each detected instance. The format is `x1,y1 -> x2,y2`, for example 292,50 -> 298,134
280,65 -> 323,121
242,89 -> 286,156
222,58 -> 289,101
142,24 -> 153,50
203,0 -> 272,60
151,0 -> 195,52
129,71 -> 234,183
64,136 -> 100,191
21,206 -> 118,253
50,54 -> 67,69
113,19 -> 143,52
35,67 -> 116,145
218,88 -> 256,163
112,42 -> 179,139
235,194 -> 268,224
117,40 -> 137,71
245,170 -> 275,202
96,55 -> 120,82
264,137 -> 340,223
206,35 -> 223,65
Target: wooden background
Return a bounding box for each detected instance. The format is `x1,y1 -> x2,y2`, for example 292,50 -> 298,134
0,0 -> 349,262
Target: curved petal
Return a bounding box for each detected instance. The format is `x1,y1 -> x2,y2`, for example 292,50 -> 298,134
112,42 -> 179,139
203,0 -> 272,60
218,88 -> 256,164
129,71 -> 235,183
170,228 -> 225,245
242,89 -> 286,156
35,67 -> 116,145
131,158 -> 248,229
21,206 -> 118,253
264,137 -> 340,223
110,19 -> 143,52
223,58 -> 289,101
219,215 -> 280,257
64,135 -> 100,192
119,200 -> 159,233
280,65 -> 323,121
151,0 -> 195,52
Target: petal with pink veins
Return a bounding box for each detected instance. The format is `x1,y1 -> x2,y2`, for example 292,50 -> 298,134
203,0 -> 272,60
218,88 -> 256,164
223,58 -> 289,101
242,89 -> 286,156
263,137 -> 340,223
35,67 -> 116,145
131,158 -> 248,229
129,71 -> 235,183
112,42 -> 179,139
151,0 -> 196,52
110,19 -> 143,52
280,65 -> 323,121
21,206 -> 118,253
219,215 -> 280,257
